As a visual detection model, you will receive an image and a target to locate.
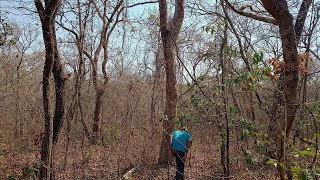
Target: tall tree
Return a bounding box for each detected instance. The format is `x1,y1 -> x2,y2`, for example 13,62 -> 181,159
58,0 -> 157,144
225,0 -> 312,179
158,0 -> 185,163
34,0 -> 66,178
58,0 -> 124,144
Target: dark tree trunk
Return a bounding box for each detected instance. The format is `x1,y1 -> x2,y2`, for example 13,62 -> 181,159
92,90 -> 103,144
35,0 -> 65,179
52,39 -> 66,144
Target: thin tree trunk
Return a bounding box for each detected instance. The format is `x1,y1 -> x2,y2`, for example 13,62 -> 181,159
150,49 -> 161,136
220,6 -> 230,178
220,2 -> 230,178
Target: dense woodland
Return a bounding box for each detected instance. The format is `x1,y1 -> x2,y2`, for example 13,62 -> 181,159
0,0 -> 320,179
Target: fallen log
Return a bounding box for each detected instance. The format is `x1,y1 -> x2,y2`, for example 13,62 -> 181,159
122,166 -> 139,180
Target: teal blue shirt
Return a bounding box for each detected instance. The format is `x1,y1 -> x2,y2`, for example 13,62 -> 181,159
171,130 -> 192,152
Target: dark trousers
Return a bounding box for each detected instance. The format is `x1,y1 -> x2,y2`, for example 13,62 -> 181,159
173,150 -> 185,180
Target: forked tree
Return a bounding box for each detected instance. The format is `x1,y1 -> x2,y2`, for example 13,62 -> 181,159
225,0 -> 311,179
158,0 -> 185,163
34,0 -> 66,179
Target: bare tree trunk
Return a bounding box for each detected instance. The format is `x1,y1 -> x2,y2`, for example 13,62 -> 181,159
260,0 -> 311,179
150,46 -> 161,136
219,3 -> 230,177
274,12 -> 299,180
52,40 -> 66,144
15,49 -> 26,137
85,0 -> 124,144
14,70 -> 21,137
92,90 -> 103,144
158,0 -> 185,164
34,0 -> 65,179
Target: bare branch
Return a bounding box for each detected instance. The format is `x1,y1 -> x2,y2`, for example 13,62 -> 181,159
260,0 -> 278,18
239,5 -> 265,14
34,0 -> 45,22
170,0 -> 185,37
91,0 -> 104,21
126,0 -> 158,8
225,0 -> 277,25
56,21 -> 79,40
295,0 -> 312,42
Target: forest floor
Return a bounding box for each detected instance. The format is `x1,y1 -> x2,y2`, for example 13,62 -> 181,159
1,122 -> 278,179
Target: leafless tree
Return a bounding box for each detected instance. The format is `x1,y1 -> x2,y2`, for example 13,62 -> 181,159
34,0 -> 67,178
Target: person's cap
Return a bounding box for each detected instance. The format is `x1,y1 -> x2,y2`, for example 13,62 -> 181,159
182,127 -> 188,132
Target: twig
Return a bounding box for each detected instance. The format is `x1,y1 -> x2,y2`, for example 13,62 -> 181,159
304,105 -> 318,169
122,166 -> 139,179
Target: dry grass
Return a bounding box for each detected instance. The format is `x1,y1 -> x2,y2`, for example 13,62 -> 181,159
1,121 -> 278,179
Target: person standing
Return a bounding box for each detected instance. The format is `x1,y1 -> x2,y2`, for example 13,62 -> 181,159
170,127 -> 192,180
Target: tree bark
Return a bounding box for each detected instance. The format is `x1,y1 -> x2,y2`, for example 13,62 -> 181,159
227,0 -> 311,179
87,0 -> 124,144
158,0 -> 185,164
150,42 -> 162,136
92,90 -> 103,144
261,0 -> 310,179
35,0 -> 65,179
219,2 -> 230,177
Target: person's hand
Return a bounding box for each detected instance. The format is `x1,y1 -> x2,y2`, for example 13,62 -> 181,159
183,150 -> 189,162
182,156 -> 187,161
170,148 -> 177,155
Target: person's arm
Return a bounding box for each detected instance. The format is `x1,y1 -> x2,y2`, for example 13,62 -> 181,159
170,133 -> 177,155
183,140 -> 192,161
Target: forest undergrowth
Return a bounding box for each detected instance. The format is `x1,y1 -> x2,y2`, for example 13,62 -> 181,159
1,120 -> 277,179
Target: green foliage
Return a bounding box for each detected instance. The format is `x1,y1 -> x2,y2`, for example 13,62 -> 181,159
238,118 -> 256,141
177,89 -> 210,128
266,158 -> 277,167
228,105 -> 239,116
291,165 -> 320,180
237,118 -> 270,163
254,132 -> 269,154
7,175 -> 15,180
242,149 -> 257,166
22,165 -> 40,179
228,51 -> 271,91
7,164 -> 40,180
203,26 -> 216,35
272,131 -> 320,179
102,125 -> 122,146
202,21 -> 225,35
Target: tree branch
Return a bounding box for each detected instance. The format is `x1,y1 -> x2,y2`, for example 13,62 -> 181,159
127,0 -> 158,8
170,0 -> 185,37
34,0 -> 45,22
295,0 -> 312,42
225,0 -> 277,25
159,0 -> 169,33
